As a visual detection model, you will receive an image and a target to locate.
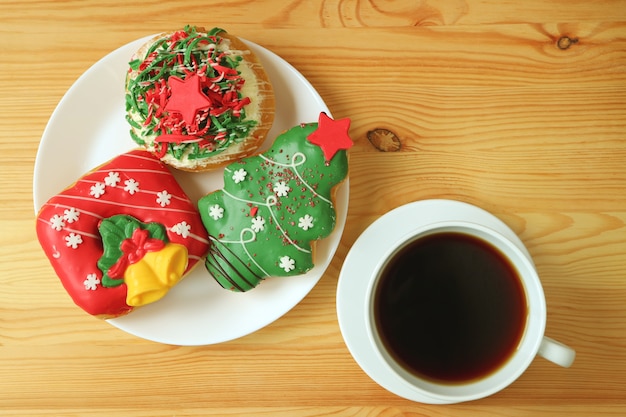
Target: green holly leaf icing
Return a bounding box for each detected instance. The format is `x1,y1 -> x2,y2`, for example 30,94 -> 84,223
198,122 -> 349,292
97,215 -> 168,287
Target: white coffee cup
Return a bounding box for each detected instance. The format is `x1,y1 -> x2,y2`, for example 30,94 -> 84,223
364,220 -> 575,404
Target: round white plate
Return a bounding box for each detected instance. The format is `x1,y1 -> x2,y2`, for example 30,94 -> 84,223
336,199 -> 530,403
33,36 -> 348,345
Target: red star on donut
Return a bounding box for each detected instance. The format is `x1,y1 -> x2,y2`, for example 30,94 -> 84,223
306,112 -> 353,162
164,73 -> 212,126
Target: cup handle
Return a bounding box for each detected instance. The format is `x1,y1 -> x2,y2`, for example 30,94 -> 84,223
538,336 -> 576,368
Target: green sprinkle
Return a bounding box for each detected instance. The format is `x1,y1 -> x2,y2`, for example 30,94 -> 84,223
127,25 -> 259,162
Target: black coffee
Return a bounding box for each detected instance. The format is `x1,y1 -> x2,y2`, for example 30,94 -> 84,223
374,232 -> 527,384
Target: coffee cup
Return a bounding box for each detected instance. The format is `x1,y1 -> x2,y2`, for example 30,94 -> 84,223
363,220 -> 575,403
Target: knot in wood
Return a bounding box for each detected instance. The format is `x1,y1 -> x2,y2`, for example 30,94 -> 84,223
367,128 -> 402,152
557,36 -> 578,50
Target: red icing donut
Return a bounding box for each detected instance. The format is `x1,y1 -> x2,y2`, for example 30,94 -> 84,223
36,150 -> 210,318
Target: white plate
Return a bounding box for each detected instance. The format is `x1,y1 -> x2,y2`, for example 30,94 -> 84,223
336,199 -> 530,403
33,35 -> 348,345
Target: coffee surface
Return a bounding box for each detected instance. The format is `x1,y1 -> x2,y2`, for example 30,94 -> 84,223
374,232 -> 527,384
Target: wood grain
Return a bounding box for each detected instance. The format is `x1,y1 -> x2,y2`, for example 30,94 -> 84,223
1,0 -> 625,415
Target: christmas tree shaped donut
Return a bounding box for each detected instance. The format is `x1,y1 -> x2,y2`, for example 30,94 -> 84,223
198,112 -> 352,291
36,150 -> 210,318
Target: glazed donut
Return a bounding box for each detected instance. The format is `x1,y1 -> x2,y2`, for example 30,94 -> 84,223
125,26 -> 275,172
198,113 -> 353,291
36,150 -> 210,318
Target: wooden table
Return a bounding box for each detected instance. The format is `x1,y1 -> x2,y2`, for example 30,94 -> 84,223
1,1 -> 625,415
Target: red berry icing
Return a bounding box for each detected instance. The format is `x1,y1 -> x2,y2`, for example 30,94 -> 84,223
36,150 -> 210,317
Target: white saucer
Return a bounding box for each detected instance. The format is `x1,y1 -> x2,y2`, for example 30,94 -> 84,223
336,199 -> 531,403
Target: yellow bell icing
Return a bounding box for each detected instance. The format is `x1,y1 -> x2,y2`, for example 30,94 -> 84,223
124,243 -> 189,307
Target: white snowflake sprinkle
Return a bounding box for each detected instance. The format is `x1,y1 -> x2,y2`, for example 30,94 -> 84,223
273,181 -> 290,197
279,256 -> 296,272
209,204 -> 224,220
50,214 -> 65,231
171,221 -> 191,238
104,172 -> 121,187
232,168 -> 248,184
251,216 -> 265,233
298,214 -> 315,231
65,233 -> 83,249
156,190 -> 172,207
83,273 -> 100,291
90,182 -> 106,198
124,178 -> 140,195
63,207 -> 80,224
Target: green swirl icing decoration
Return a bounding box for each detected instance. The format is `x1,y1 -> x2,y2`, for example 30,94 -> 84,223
125,26 -> 257,162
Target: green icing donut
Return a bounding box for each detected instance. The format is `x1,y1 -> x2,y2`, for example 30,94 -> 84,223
198,116 -> 351,291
